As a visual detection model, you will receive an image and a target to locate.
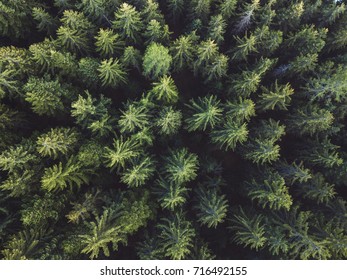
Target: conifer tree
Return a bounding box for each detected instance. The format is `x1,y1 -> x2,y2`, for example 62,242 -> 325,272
98,58 -> 127,87
112,3 -> 144,44
247,170 -> 293,211
24,76 -> 66,116
104,137 -> 141,171
157,211 -> 195,260
155,107 -> 182,135
143,43 -> 172,80
120,156 -> 155,188
230,207 -> 267,251
154,177 -> 188,210
194,187 -> 228,228
41,157 -> 90,192
170,33 -> 198,71
95,28 -> 124,57
36,127 -> 79,159
161,148 -> 199,185
210,119 -> 249,151
185,95 -> 223,132
149,75 -> 179,103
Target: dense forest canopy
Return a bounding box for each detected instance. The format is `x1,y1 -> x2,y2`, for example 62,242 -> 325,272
0,0 -> 347,260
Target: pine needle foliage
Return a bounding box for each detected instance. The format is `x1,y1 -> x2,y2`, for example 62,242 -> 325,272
1,0 -> 347,261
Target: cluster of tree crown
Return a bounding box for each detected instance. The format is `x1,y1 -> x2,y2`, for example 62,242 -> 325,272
0,0 -> 347,260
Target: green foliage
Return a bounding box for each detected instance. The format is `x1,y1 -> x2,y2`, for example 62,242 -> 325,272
78,57 -> 100,88
157,212 -> 195,260
1,229 -> 41,260
155,106 -> 182,135
224,98 -> 256,122
95,28 -> 124,57
194,187 -> 228,228
79,206 -> 125,259
36,127 -> 78,159
144,19 -> 171,44
149,75 -> 179,103
112,3 -> 143,44
80,192 -> 152,259
120,156 -> 155,188
298,173 -> 336,204
161,148 -> 199,185
57,10 -> 92,53
71,91 -> 113,135
171,32 -> 198,71
118,102 -> 150,134
0,145 -> 37,173
230,208 -> 267,251
247,170 -> 293,211
98,58 -> 127,87
185,95 -> 223,132
143,43 -> 172,80
104,137 -> 141,171
121,46 -> 142,70
258,81 -> 294,111
21,193 -> 65,228
286,105 -> 334,136
32,7 -> 57,34
154,177 -> 188,210
41,157 -> 89,191
0,0 -> 39,38
1,0 -> 347,261
207,15 -> 226,45
210,119 -> 248,151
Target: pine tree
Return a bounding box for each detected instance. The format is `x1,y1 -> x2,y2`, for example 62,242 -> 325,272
170,32 -> 198,71
207,14 -> 226,45
149,75 -> 179,103
98,58 -> 127,87
71,91 -> 112,130
155,106 -> 182,135
57,10 -> 93,53
112,3 -> 144,44
118,102 -> 150,134
185,95 -> 223,131
194,187 -> 228,228
95,28 -> 124,57
36,127 -> 79,159
41,157 -> 90,191
229,207 -> 267,251
143,42 -> 172,80
79,206 -> 125,259
258,81 -> 294,111
23,76 -> 68,116
1,229 -> 42,260
224,98 -> 256,122
275,161 -> 312,185
144,20 -> 171,44
104,137 -> 141,171
286,105 -> 334,136
298,173 -> 336,204
219,0 -> 237,19
120,156 -> 155,188
21,193 -> 65,229
154,177 -> 188,210
157,211 -> 195,260
32,7 -> 57,35
247,170 -> 293,211
121,46 -> 142,71
0,145 -> 37,174
210,119 -> 249,151
161,148 -> 199,185
166,0 -> 185,22
78,57 -> 100,88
